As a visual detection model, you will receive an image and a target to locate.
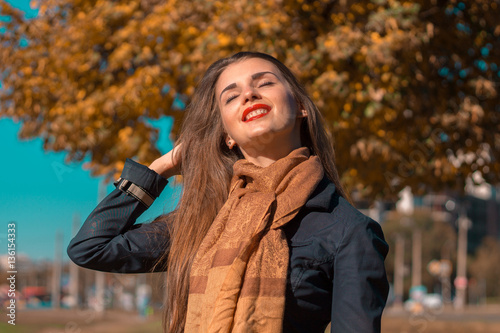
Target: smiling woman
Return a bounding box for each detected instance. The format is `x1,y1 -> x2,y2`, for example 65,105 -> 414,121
68,52 -> 389,333
216,58 -> 304,167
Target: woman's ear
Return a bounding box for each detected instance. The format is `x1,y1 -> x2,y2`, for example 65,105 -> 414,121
225,134 -> 236,149
297,106 -> 308,118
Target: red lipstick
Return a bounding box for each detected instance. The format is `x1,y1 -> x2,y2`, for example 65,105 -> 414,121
241,104 -> 271,122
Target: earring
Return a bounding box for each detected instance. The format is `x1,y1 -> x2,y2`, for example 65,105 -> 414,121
228,140 -> 233,149
301,109 -> 308,117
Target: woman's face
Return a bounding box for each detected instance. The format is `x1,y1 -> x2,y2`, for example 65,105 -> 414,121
215,57 -> 304,160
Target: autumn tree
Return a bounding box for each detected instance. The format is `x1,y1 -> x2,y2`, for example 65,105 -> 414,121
1,0 -> 499,198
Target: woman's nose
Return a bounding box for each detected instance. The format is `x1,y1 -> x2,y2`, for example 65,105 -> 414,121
242,86 -> 261,103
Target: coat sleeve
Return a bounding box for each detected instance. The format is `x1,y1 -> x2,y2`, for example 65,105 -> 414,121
331,217 -> 389,333
67,158 -> 170,273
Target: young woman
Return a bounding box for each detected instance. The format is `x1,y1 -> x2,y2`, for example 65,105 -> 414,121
68,52 -> 389,333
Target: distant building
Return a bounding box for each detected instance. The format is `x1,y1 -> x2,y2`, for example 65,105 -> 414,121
353,180 -> 500,254
371,183 -> 500,254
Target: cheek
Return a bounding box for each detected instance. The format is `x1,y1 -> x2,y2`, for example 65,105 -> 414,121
219,108 -> 236,135
217,102 -> 229,126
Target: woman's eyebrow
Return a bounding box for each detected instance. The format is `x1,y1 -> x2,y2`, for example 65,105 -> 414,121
251,71 -> 278,80
219,71 -> 279,100
219,83 -> 237,100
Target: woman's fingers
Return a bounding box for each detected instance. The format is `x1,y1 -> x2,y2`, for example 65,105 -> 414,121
149,143 -> 182,179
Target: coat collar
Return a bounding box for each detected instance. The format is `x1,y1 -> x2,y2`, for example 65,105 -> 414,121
303,176 -> 338,212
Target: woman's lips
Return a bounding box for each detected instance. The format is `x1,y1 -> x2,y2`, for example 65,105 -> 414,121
242,104 -> 271,122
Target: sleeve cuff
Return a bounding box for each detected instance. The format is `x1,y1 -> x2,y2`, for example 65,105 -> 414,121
120,158 -> 169,198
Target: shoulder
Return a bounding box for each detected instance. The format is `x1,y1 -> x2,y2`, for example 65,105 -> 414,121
285,178 -> 387,258
332,196 -> 388,258
332,195 -> 383,239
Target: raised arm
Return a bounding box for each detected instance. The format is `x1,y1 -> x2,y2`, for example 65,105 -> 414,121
67,158 -> 171,273
330,217 -> 389,332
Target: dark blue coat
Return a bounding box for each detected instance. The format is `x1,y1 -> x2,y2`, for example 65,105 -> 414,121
68,159 -> 389,332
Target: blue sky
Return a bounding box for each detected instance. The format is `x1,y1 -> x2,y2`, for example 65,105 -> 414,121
1,117 -> 179,262
0,0 -> 179,261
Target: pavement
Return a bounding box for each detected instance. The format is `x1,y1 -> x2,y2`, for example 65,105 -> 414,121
1,305 -> 499,333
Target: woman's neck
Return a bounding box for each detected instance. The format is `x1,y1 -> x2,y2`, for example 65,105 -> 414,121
240,141 -> 303,167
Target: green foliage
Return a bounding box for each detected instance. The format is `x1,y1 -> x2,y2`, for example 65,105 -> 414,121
1,0 -> 499,197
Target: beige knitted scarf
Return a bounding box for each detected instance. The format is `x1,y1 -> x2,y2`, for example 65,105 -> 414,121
185,147 -> 324,332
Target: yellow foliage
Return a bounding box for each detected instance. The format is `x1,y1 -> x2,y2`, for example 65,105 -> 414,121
217,33 -> 231,47
1,0 -> 499,198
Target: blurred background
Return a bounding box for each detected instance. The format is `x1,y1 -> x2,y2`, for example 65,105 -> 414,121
1,0 -> 499,332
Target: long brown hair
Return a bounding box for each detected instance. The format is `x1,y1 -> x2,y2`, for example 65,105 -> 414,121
157,52 -> 349,332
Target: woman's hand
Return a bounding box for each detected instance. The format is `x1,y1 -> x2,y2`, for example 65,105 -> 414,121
149,144 -> 182,179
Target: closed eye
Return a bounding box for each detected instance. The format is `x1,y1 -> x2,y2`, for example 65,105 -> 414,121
224,81 -> 274,104
225,94 -> 238,104
258,81 -> 274,87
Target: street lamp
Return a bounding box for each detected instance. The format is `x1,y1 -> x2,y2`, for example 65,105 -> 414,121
454,209 -> 471,310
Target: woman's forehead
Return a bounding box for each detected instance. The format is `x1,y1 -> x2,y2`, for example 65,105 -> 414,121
216,58 -> 281,92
